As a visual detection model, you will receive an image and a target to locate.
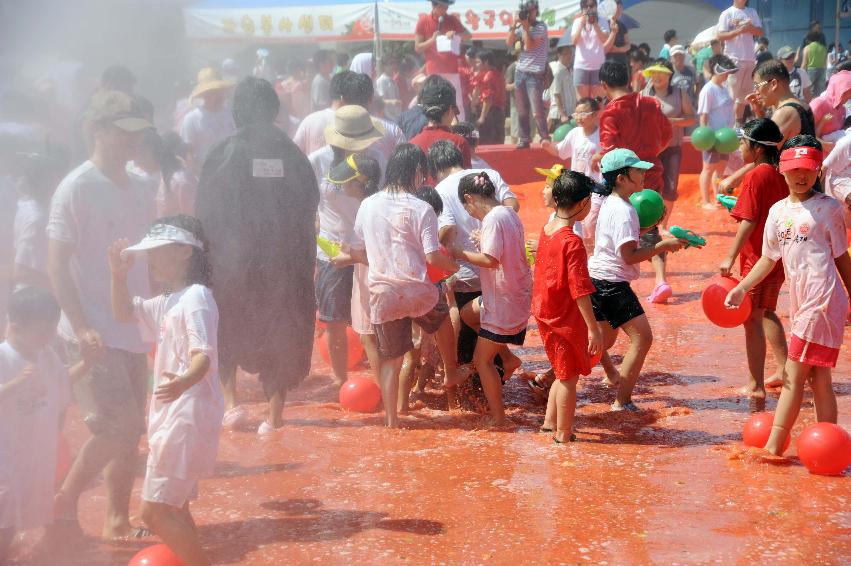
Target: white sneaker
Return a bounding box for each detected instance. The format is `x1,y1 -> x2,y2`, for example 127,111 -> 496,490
257,421 -> 277,435
222,406 -> 249,429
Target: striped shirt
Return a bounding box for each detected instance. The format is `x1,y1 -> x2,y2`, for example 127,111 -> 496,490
516,21 -> 549,74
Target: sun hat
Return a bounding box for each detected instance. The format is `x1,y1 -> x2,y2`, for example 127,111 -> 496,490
642,64 -> 674,78
190,67 -> 235,100
121,223 -> 202,258
86,90 -> 153,132
601,148 -> 654,173
779,146 -> 823,173
669,45 -> 687,57
328,154 -> 366,184
534,163 -> 565,180
324,105 -> 385,152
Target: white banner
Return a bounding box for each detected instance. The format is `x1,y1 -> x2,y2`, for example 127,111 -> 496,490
185,4 -> 376,42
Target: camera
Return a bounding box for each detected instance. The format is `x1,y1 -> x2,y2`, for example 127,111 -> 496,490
518,7 -> 529,21
518,1 -> 536,21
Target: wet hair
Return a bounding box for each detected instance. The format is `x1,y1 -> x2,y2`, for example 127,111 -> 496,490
414,185 -> 443,216
753,59 -> 789,82
340,72 -> 374,107
457,171 -> 496,204
664,29 -> 677,43
741,118 -> 783,165
602,166 -> 631,191
552,170 -> 594,209
648,58 -> 675,95
384,143 -> 427,191
781,135 -> 823,192
353,154 -> 381,197
476,49 -> 495,68
575,97 -> 601,112
599,60 -> 630,88
7,285 -> 60,325
232,77 -> 280,127
706,54 -> 736,77
427,140 -> 464,178
451,122 -> 479,148
329,70 -> 351,101
153,215 -> 213,287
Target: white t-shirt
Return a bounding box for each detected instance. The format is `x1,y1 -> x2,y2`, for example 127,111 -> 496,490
572,17 -> 611,71
47,161 -> 155,352
133,285 -> 223,481
555,127 -> 603,182
698,81 -> 735,131
717,6 -> 762,62
549,61 -> 577,120
822,133 -> 851,227
479,206 -> 532,335
352,191 -> 440,324
0,341 -> 70,530
293,108 -> 335,157
435,169 -> 517,292
13,197 -> 48,276
179,105 -> 236,171
588,195 -> 641,282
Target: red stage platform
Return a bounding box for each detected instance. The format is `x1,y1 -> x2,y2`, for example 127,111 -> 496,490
477,139 -> 702,185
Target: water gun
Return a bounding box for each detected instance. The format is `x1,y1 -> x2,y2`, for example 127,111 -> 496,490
316,235 -> 341,258
716,194 -> 737,212
670,226 -> 706,248
525,242 -> 535,267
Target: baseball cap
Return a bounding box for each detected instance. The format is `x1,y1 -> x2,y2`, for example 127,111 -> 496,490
777,46 -> 795,60
600,149 -> 654,173
534,163 -> 565,180
122,222 -> 202,258
86,90 -> 153,132
669,45 -> 687,57
779,146 -> 823,173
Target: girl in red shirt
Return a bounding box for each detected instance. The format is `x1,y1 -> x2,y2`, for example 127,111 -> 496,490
533,170 -> 602,443
719,119 -> 789,399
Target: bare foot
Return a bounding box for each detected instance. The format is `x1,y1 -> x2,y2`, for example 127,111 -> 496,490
602,375 -> 620,388
483,415 -> 508,428
101,519 -> 135,540
739,385 -> 766,399
443,363 -> 475,388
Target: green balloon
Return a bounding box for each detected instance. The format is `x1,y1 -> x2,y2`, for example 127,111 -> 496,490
690,126 -> 716,151
629,189 -> 665,229
553,122 -> 574,142
714,127 -> 740,153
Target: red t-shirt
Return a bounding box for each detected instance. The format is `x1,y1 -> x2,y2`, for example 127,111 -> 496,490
730,163 -> 788,284
599,92 -> 672,193
415,13 -> 465,75
410,125 -> 472,169
477,69 -> 506,110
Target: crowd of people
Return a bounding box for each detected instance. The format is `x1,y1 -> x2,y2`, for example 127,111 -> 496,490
1,0 -> 851,564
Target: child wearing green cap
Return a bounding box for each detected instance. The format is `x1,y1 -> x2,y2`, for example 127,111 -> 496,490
588,149 -> 684,411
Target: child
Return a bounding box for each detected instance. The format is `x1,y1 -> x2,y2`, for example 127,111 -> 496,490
589,149 -> 683,411
108,215 -> 223,566
533,170 -> 602,443
345,144 -> 462,428
697,54 -> 738,208
450,172 -> 532,426
472,49 -> 507,145
0,287 -> 88,564
719,119 -> 789,398
726,136 -> 851,456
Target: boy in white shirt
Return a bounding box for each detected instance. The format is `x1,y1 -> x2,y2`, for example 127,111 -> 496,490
0,287 -> 88,563
589,150 -> 683,411
697,54 -> 738,207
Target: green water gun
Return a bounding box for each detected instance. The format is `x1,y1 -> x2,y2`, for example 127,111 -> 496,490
716,194 -> 737,212
670,226 -> 706,248
316,235 -> 341,258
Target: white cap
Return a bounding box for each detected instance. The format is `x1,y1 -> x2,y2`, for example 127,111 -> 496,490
670,45 -> 687,56
122,223 -> 202,258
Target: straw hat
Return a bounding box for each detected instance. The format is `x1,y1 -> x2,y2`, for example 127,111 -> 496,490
190,67 -> 235,100
324,105 -> 385,152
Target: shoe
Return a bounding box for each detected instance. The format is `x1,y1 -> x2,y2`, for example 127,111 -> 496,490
222,406 -> 249,429
647,282 -> 673,304
611,401 -> 641,412
257,421 -> 278,435
516,141 -> 530,149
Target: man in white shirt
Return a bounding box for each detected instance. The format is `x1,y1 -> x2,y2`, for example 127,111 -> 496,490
179,67 -> 236,175
310,50 -> 335,113
717,0 -> 764,125
47,90 -> 156,540
548,42 -> 577,132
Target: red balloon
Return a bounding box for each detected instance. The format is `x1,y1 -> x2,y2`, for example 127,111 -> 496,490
316,325 -> 365,371
797,423 -> 851,476
743,412 -> 790,450
55,433 -> 72,487
589,349 -> 602,367
339,377 -> 382,413
702,275 -> 752,328
128,544 -> 183,566
426,246 -> 453,283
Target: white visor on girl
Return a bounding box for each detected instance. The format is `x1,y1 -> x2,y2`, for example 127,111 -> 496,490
122,224 -> 202,258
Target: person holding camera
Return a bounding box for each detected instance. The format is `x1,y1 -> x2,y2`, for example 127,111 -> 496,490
506,0 -> 550,149
415,0 -> 472,121
571,0 -> 614,100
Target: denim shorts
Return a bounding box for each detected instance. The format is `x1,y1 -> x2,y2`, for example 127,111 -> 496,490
573,68 -> 601,86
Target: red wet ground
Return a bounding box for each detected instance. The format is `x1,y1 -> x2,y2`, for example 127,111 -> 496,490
11,175 -> 851,565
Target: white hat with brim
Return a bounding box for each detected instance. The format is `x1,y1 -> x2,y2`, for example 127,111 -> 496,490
324,105 -> 385,152
121,224 -> 202,259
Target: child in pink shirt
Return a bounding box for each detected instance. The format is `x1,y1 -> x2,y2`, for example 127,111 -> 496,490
727,136 -> 851,456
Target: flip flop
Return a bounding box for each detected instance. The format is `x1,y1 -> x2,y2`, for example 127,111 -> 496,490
647,282 -> 673,304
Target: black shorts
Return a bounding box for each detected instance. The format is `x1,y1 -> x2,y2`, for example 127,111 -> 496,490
479,327 -> 527,346
374,293 -> 450,360
315,260 -> 353,323
590,278 -> 645,329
